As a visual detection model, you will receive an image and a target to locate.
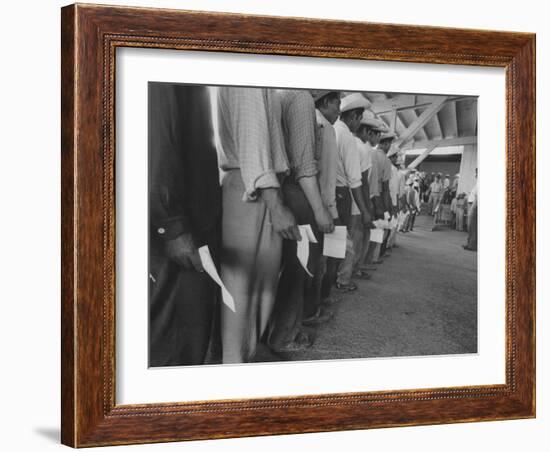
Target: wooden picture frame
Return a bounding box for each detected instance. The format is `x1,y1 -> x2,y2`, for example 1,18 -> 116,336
61,3 -> 535,447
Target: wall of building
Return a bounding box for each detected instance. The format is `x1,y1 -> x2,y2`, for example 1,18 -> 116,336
457,144 -> 478,195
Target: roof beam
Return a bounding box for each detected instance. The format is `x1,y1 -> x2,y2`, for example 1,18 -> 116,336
407,143 -> 438,169
402,136 -> 477,150
374,95 -> 472,115
395,96 -> 448,147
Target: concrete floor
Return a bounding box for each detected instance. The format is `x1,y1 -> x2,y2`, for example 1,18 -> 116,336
254,213 -> 478,363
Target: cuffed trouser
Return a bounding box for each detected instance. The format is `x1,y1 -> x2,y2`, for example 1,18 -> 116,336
268,180 -> 321,348
335,187 -> 354,286
220,170 -> 283,363
149,229 -> 219,367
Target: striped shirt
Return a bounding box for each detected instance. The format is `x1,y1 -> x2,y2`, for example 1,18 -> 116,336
278,90 -> 318,181
216,87 -> 289,201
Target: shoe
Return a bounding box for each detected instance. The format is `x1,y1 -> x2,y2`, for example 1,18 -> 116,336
372,259 -> 384,264
462,245 -> 477,251
302,307 -> 334,326
353,269 -> 372,280
270,331 -> 313,353
322,295 -> 342,306
335,281 -> 358,292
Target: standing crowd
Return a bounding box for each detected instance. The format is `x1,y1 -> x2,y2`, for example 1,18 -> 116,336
148,84 -> 450,367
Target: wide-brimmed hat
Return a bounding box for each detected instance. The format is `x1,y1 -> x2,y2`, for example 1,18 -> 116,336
310,90 -> 340,102
340,93 -> 371,113
380,131 -> 397,141
359,110 -> 387,131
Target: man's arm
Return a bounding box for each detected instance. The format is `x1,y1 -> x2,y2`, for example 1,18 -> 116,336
361,169 -> 374,215
342,136 -> 371,226
351,185 -> 373,227
298,176 -> 334,233
381,180 -> 392,215
260,188 -> 301,241
149,83 -> 205,272
284,92 -> 333,233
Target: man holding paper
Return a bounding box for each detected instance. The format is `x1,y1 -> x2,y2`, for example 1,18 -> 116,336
333,93 -> 374,291
308,90 -> 344,322
148,83 -> 222,367
353,111 -> 385,275
267,89 -> 335,353
216,86 -> 301,364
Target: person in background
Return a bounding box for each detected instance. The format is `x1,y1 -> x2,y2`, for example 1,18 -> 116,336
452,173 -> 460,191
455,192 -> 467,231
149,83 -> 222,367
403,179 -> 421,232
464,168 -> 478,251
333,93 -> 373,292
443,173 -> 451,190
267,89 -> 334,353
427,173 -> 443,215
216,86 -> 300,363
450,191 -> 458,229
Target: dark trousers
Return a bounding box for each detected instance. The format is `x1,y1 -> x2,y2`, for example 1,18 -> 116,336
405,210 -> 417,231
318,186 -> 351,299
335,186 -> 352,228
268,181 -> 321,347
466,202 -> 478,250
149,229 -> 219,366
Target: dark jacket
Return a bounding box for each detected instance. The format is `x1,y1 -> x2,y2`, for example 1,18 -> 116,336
149,83 -> 221,252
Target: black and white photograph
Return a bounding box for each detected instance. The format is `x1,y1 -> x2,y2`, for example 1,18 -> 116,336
148,83 -> 479,367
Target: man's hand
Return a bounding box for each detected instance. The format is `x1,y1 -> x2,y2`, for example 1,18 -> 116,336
164,233 -> 204,272
270,204 -> 302,240
314,206 -> 335,233
261,188 -> 302,241
361,211 -> 374,229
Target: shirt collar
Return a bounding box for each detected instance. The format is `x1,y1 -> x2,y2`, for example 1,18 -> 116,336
335,119 -> 351,133
315,109 -> 332,127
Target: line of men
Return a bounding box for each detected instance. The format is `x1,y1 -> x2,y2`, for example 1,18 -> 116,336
148,83 -> 411,366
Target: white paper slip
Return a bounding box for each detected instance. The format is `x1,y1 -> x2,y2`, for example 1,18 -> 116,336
370,228 -> 385,243
297,224 -> 318,277
373,219 -> 389,229
323,225 -> 347,259
300,224 -> 318,244
198,245 -> 236,312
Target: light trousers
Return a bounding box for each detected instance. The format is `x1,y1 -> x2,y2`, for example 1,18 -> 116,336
220,170 -> 283,363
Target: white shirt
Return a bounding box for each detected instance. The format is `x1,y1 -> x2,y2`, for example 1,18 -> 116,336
355,137 -> 373,173
334,120 -> 362,189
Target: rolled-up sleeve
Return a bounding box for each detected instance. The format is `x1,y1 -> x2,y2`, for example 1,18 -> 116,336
281,91 -> 318,180
218,88 -> 281,200
342,134 -> 362,189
